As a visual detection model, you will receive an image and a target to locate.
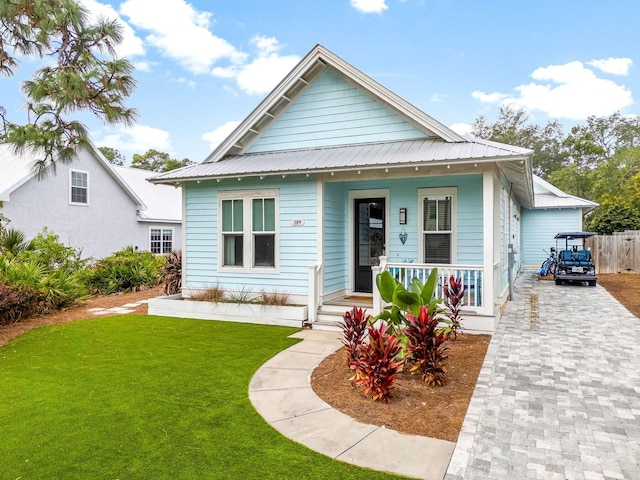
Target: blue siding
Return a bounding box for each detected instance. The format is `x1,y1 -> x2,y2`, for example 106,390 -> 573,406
184,176 -> 318,294
247,70 -> 427,153
323,182 -> 348,294
521,208 -> 582,266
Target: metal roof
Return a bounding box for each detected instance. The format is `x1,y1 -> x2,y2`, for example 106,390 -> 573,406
113,166 -> 182,222
0,144 -> 37,201
532,175 -> 598,210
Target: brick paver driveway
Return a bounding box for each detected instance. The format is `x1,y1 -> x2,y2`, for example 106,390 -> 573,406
446,271 -> 640,480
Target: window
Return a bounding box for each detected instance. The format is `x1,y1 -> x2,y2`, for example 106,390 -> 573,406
69,170 -> 89,205
219,190 -> 278,270
419,188 -> 456,264
150,228 -> 173,254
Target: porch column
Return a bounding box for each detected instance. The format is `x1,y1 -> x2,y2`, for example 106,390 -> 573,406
371,256 -> 387,316
482,171 -> 495,317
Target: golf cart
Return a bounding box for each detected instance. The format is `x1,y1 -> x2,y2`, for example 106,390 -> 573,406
553,232 -> 597,286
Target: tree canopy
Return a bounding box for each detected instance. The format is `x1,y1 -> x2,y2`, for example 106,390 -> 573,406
0,0 -> 137,176
131,149 -> 194,172
98,146 -> 125,166
472,106 -> 640,234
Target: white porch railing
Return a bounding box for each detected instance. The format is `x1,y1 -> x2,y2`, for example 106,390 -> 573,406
307,264 -> 322,322
373,256 -> 484,315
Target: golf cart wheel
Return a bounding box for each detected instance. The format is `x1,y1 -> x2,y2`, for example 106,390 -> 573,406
555,278 -> 562,285
589,280 -> 596,287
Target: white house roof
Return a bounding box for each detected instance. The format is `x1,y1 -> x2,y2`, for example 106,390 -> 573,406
532,175 -> 598,210
0,145 -> 37,201
113,166 -> 182,222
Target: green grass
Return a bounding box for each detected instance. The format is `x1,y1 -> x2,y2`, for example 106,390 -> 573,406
0,316 -> 403,479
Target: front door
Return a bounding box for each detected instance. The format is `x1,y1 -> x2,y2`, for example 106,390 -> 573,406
354,198 -> 385,293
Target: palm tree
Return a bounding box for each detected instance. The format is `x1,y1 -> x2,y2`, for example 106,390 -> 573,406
0,228 -> 32,256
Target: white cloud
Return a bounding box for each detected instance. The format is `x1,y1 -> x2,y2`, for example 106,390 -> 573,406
202,120 -> 241,151
430,93 -> 446,102
472,60 -> 634,120
449,123 -> 473,135
176,77 -> 196,89
212,36 -> 301,95
587,57 -> 632,76
119,0 -> 246,74
78,0 -> 145,58
351,0 -> 388,13
93,124 -> 173,156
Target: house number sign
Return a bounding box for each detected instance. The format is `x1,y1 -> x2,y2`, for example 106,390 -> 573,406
291,219 -> 305,226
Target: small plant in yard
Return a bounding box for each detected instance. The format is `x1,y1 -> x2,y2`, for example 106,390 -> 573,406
339,307 -> 370,376
226,286 -> 256,304
0,282 -> 42,326
352,322 -> 404,403
162,250 -> 182,295
190,285 -> 226,303
443,275 -> 464,340
257,289 -> 290,306
404,306 -> 449,386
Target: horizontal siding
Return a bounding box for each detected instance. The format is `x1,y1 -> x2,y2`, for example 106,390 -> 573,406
248,70 -> 427,153
521,208 -> 582,265
323,182 -> 348,293
184,176 -> 317,294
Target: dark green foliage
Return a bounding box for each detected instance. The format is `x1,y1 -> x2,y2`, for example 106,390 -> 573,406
352,323 -> 404,403
0,228 -> 32,256
0,282 -> 42,325
85,246 -> 164,294
98,146 -> 125,165
1,0 -> 137,176
130,149 -> 194,172
443,275 -> 464,340
161,250 -> 182,295
340,306 -> 370,372
585,201 -> 640,235
404,307 -> 449,386
15,227 -> 86,272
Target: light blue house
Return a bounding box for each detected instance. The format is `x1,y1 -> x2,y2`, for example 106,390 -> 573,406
152,44 -> 582,332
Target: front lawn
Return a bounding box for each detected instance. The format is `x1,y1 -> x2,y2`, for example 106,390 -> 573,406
0,316 -> 402,479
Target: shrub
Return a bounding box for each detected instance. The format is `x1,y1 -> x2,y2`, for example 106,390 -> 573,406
257,290 -> 289,306
352,322 -> 404,403
404,307 -> 449,386
190,285 -> 226,303
16,227 -> 86,272
443,275 -> 464,340
162,250 -> 182,295
86,246 -> 165,294
0,283 -> 42,326
226,287 -> 256,304
340,307 -> 370,375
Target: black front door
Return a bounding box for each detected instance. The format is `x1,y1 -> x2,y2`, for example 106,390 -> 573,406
354,198 -> 385,293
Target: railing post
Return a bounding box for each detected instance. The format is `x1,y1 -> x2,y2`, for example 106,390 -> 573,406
372,265 -> 383,316
308,265 -> 318,323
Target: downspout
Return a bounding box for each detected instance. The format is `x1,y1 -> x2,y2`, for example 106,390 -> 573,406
507,183 -> 515,301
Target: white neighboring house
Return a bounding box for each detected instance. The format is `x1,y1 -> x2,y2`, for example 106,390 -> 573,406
0,144 -> 182,259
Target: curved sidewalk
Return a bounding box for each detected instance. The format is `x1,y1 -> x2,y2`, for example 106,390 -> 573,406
249,329 -> 455,480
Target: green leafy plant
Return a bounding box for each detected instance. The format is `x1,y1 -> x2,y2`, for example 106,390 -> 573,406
0,228 -> 32,256
443,275 -> 464,340
162,250 -> 182,295
375,268 -> 443,328
86,246 -> 164,294
0,282 -> 42,326
257,290 -> 290,306
339,307 -> 370,376
404,306 -> 449,386
352,322 -> 404,403
15,227 -> 86,272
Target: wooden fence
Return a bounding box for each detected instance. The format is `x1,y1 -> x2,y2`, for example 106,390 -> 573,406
585,231 -> 640,274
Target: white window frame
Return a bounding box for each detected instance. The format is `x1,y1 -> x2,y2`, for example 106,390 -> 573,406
217,189 -> 279,273
149,227 -> 174,254
69,169 -> 89,206
418,187 -> 457,264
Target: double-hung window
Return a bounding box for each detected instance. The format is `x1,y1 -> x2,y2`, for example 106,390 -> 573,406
150,228 -> 173,254
419,188 -> 456,264
219,190 -> 278,270
69,170 -> 89,205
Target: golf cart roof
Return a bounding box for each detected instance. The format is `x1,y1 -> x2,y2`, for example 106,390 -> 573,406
554,232 -> 597,239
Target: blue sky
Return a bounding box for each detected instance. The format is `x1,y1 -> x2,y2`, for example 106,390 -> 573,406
3,0 -> 640,164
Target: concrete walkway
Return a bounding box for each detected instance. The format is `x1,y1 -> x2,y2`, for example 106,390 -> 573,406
446,271 -> 640,480
250,271 -> 640,479
249,329 -> 456,479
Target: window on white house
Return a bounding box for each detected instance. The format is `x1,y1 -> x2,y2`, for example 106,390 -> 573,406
150,228 -> 173,254
70,170 -> 89,205
420,188 -> 456,264
220,190 -> 278,270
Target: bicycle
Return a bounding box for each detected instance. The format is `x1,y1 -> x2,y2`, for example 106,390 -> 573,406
539,247 -> 557,277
